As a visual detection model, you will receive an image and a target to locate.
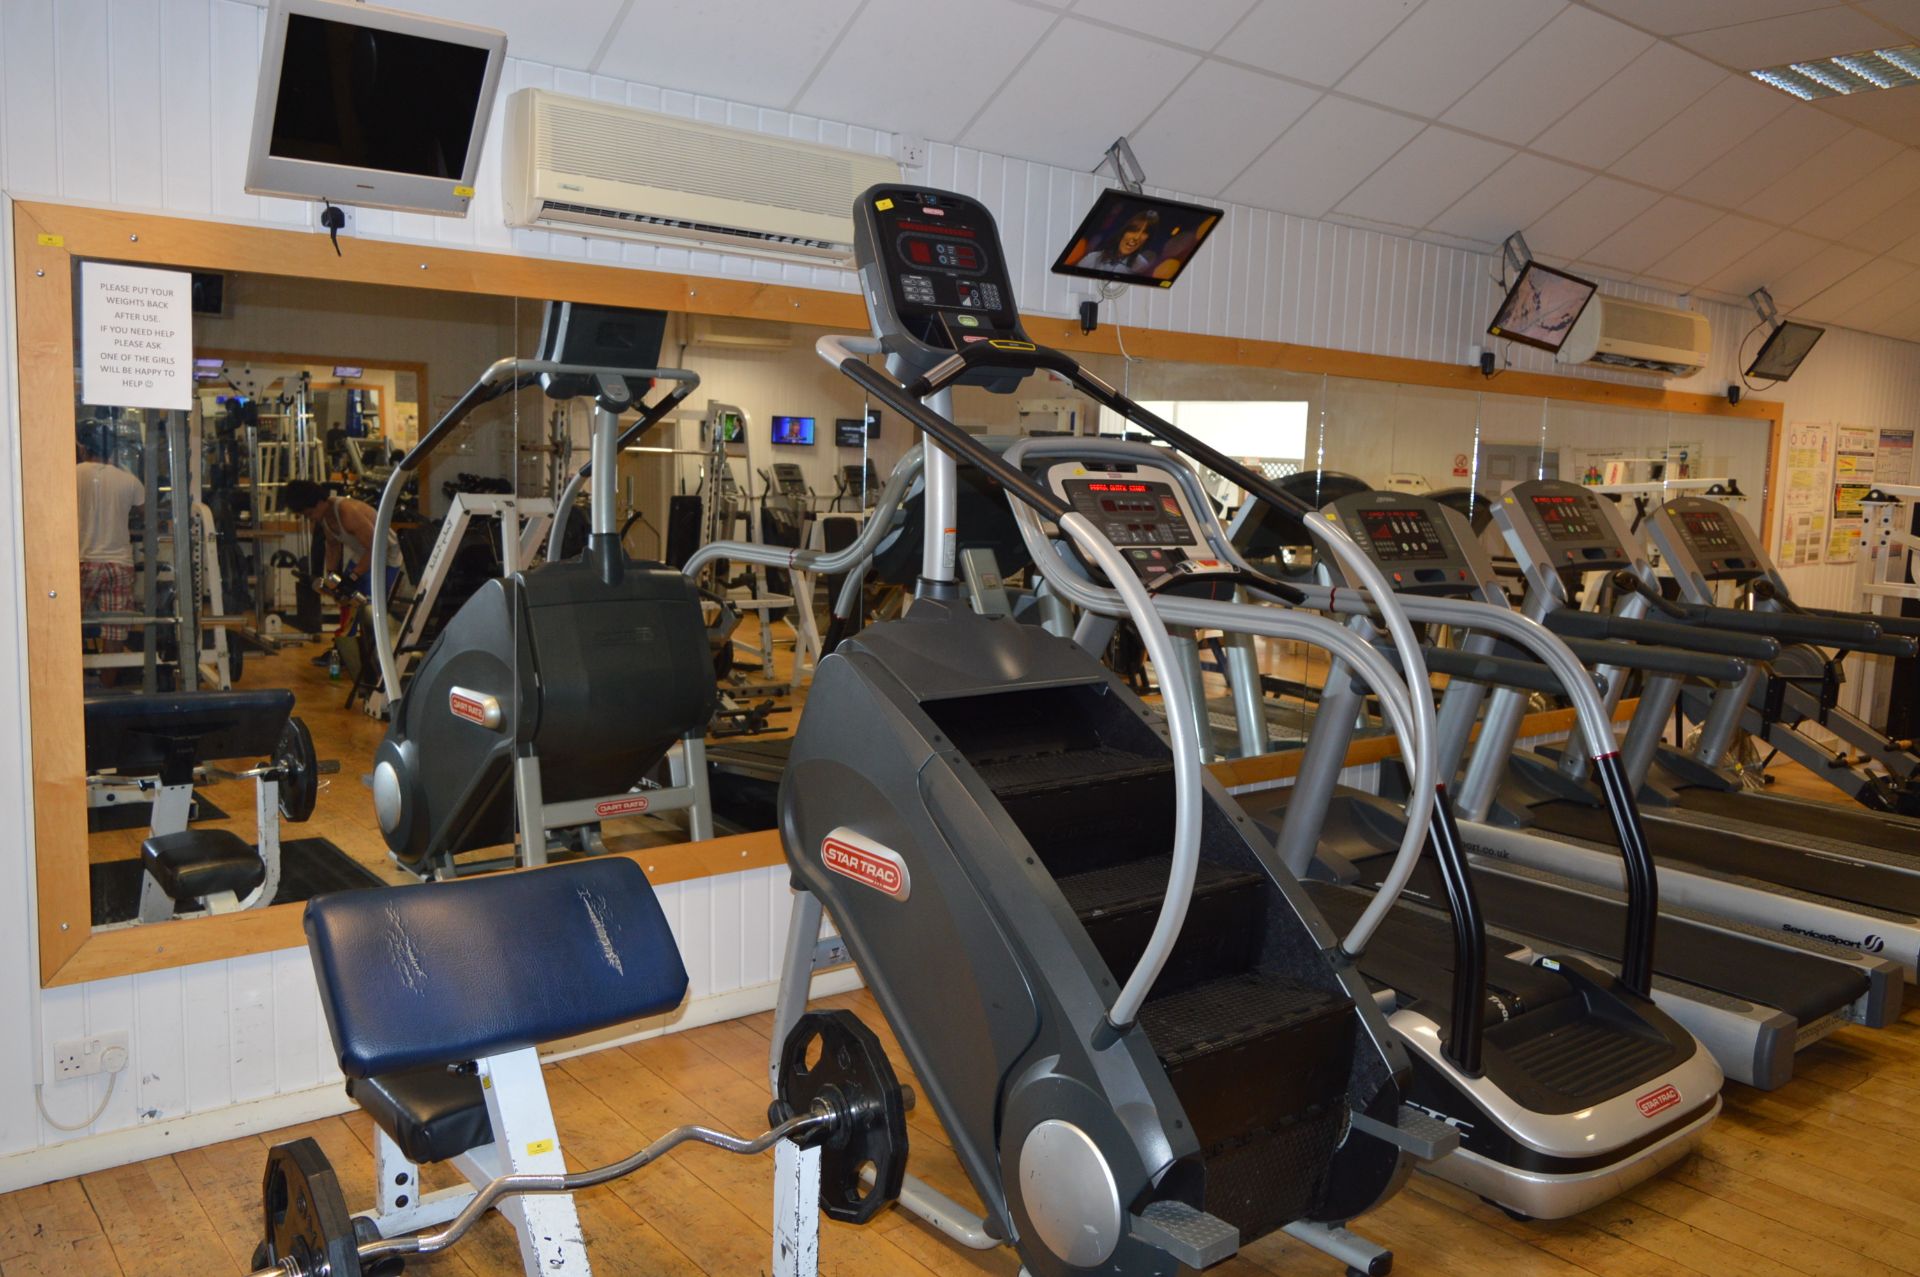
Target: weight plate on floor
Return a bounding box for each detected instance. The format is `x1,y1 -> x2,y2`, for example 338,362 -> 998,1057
275,715 -> 319,823
260,1137 -> 362,1277
772,1010 -> 908,1224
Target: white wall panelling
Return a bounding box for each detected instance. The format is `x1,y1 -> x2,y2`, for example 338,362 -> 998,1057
4,0 -> 1920,1179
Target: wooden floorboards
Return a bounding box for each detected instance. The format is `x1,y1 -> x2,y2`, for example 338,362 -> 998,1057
9,981 -> 1920,1276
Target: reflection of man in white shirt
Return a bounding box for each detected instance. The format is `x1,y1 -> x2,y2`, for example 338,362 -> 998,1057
76,433 -> 145,683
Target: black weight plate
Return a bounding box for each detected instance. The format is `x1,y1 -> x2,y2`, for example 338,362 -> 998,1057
775,1010 -> 907,1224
261,1137 -> 362,1277
276,715 -> 319,823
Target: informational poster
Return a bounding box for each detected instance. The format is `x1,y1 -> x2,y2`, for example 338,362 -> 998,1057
1778,420 -> 1834,568
79,262 -> 192,410
1879,428 -> 1916,485
1828,424 -> 1878,563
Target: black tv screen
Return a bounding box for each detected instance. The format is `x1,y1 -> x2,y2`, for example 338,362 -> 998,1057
1746,320 -> 1825,382
270,13 -> 492,178
835,418 -> 866,447
1487,261 -> 1597,353
1052,190 -> 1223,289
772,416 -> 815,446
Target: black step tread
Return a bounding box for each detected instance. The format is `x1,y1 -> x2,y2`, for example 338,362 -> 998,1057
973,745 -> 1171,797
1058,855 -> 1262,920
1138,971 -> 1351,1069
1494,1015 -> 1678,1101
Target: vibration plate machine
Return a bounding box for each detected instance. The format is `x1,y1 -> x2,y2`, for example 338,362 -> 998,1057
766,186 -> 1457,1276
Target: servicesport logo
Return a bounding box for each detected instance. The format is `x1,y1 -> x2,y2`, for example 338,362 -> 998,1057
821,828 -> 911,901
1636,1084 -> 1681,1118
1783,922 -> 1887,954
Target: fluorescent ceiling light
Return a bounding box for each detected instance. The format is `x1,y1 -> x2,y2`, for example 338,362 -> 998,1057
1750,45 -> 1920,99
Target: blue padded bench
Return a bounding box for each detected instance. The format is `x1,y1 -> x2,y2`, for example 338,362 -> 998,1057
306,858 -> 690,1165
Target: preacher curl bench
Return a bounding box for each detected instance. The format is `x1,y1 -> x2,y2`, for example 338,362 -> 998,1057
250,858 -> 908,1277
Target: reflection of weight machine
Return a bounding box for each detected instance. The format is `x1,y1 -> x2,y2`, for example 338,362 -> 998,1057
1854,484 -> 1920,733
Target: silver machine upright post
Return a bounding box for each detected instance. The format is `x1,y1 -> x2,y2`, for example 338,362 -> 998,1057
904,358 -> 959,588
590,405 -> 620,540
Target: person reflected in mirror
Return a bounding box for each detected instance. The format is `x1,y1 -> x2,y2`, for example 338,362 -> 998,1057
280,479 -> 402,663
76,428 -> 146,688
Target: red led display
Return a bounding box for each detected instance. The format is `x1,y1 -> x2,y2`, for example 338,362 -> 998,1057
1087,482 -> 1151,492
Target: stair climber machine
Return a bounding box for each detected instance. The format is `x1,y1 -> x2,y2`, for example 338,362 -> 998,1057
760,186 -> 1468,1277
1644,494 -> 1920,837
1452,479 -> 1920,984
367,303 -> 718,880
1223,489 -> 1893,1097
1014,445 -> 1727,1217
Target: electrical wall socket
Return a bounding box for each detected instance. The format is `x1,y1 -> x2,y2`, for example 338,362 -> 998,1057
894,133 -> 928,168
52,1031 -> 129,1081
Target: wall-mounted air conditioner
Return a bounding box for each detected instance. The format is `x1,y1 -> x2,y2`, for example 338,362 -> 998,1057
1555,295 -> 1712,377
503,89 -> 901,266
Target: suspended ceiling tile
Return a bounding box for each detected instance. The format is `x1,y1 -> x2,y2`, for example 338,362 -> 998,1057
1841,190 -> 1920,253
1426,151 -> 1592,242
1748,126 -> 1906,226
394,0 -> 625,69
1798,260 -> 1918,323
1675,6 -> 1907,69
1069,0 -> 1261,50
1647,213 -> 1780,285
1222,95 -> 1423,216
1529,41 -> 1725,168
1678,106 -> 1850,207
1222,0 -> 1420,87
1583,196 -> 1723,274
1766,241 -> 1876,309
1336,0 -> 1564,117
1890,223 -> 1920,264
1858,0 -> 1920,40
1129,62 -> 1321,196
1607,74 -> 1788,188
1442,5 -> 1653,144
1843,269 -> 1920,329
1335,127 -> 1515,228
962,19 -> 1199,168
1699,227 -> 1828,294
1576,0 -> 1840,37
795,0 -> 1054,142
1796,150 -> 1920,241
1813,89 -> 1920,148
1522,174 -> 1663,259
596,0 -> 862,106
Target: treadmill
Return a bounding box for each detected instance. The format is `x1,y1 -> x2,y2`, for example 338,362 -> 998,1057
1461,479 -> 1920,982
1232,490 -> 1898,1092
1637,494 -> 1920,849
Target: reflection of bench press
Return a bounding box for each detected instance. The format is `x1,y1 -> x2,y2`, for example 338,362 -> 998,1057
84,690 -> 332,922
250,859 -> 908,1277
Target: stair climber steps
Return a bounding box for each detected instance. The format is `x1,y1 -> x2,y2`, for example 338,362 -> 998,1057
1137,970 -> 1357,1239
1058,854 -> 1266,993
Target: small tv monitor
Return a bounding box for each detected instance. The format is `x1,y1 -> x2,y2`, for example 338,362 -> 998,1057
190,273 -> 226,316
333,365 -> 365,379
1487,262 -> 1597,353
835,418 -> 866,447
718,412 -> 744,444
245,0 -> 507,216
772,416 -> 816,446
1746,320 -> 1825,382
1052,190 -> 1224,289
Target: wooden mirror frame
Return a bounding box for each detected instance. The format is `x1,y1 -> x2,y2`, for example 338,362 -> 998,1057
13,198 -> 1784,986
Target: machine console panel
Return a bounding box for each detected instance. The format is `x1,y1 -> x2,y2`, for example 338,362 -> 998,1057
853,186 -> 1031,389
1660,496 -> 1763,580
772,462 -> 809,497
1325,492 -> 1487,595
1503,480 -> 1629,570
1043,460 -> 1236,586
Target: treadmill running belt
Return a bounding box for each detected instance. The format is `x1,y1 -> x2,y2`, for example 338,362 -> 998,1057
1356,856 -> 1867,1028
1670,786 -> 1920,855
1530,799 -> 1920,916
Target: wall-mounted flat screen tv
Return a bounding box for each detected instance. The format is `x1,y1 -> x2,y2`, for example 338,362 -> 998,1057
1487,261 -> 1598,353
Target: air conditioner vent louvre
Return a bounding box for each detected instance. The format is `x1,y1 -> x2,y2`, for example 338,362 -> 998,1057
537,200 -> 840,252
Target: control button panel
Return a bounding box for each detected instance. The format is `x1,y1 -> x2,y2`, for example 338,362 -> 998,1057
1044,462 -> 1236,585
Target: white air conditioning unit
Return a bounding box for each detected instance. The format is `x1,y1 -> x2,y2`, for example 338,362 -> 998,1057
688,314 -> 794,350
503,89 -> 900,266
1555,295 -> 1712,377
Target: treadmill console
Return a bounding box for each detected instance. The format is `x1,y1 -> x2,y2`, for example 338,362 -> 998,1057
1323,491 -> 1495,596
1042,459 -> 1236,586
1657,496 -> 1764,581
772,462 -> 810,497
853,186 -> 1033,392
1500,480 -> 1629,570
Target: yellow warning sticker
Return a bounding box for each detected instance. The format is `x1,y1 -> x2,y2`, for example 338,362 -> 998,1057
987,339 -> 1036,351
36,233 -> 63,247
876,198 -> 895,211
526,1138 -> 556,1156
454,185 -> 476,198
